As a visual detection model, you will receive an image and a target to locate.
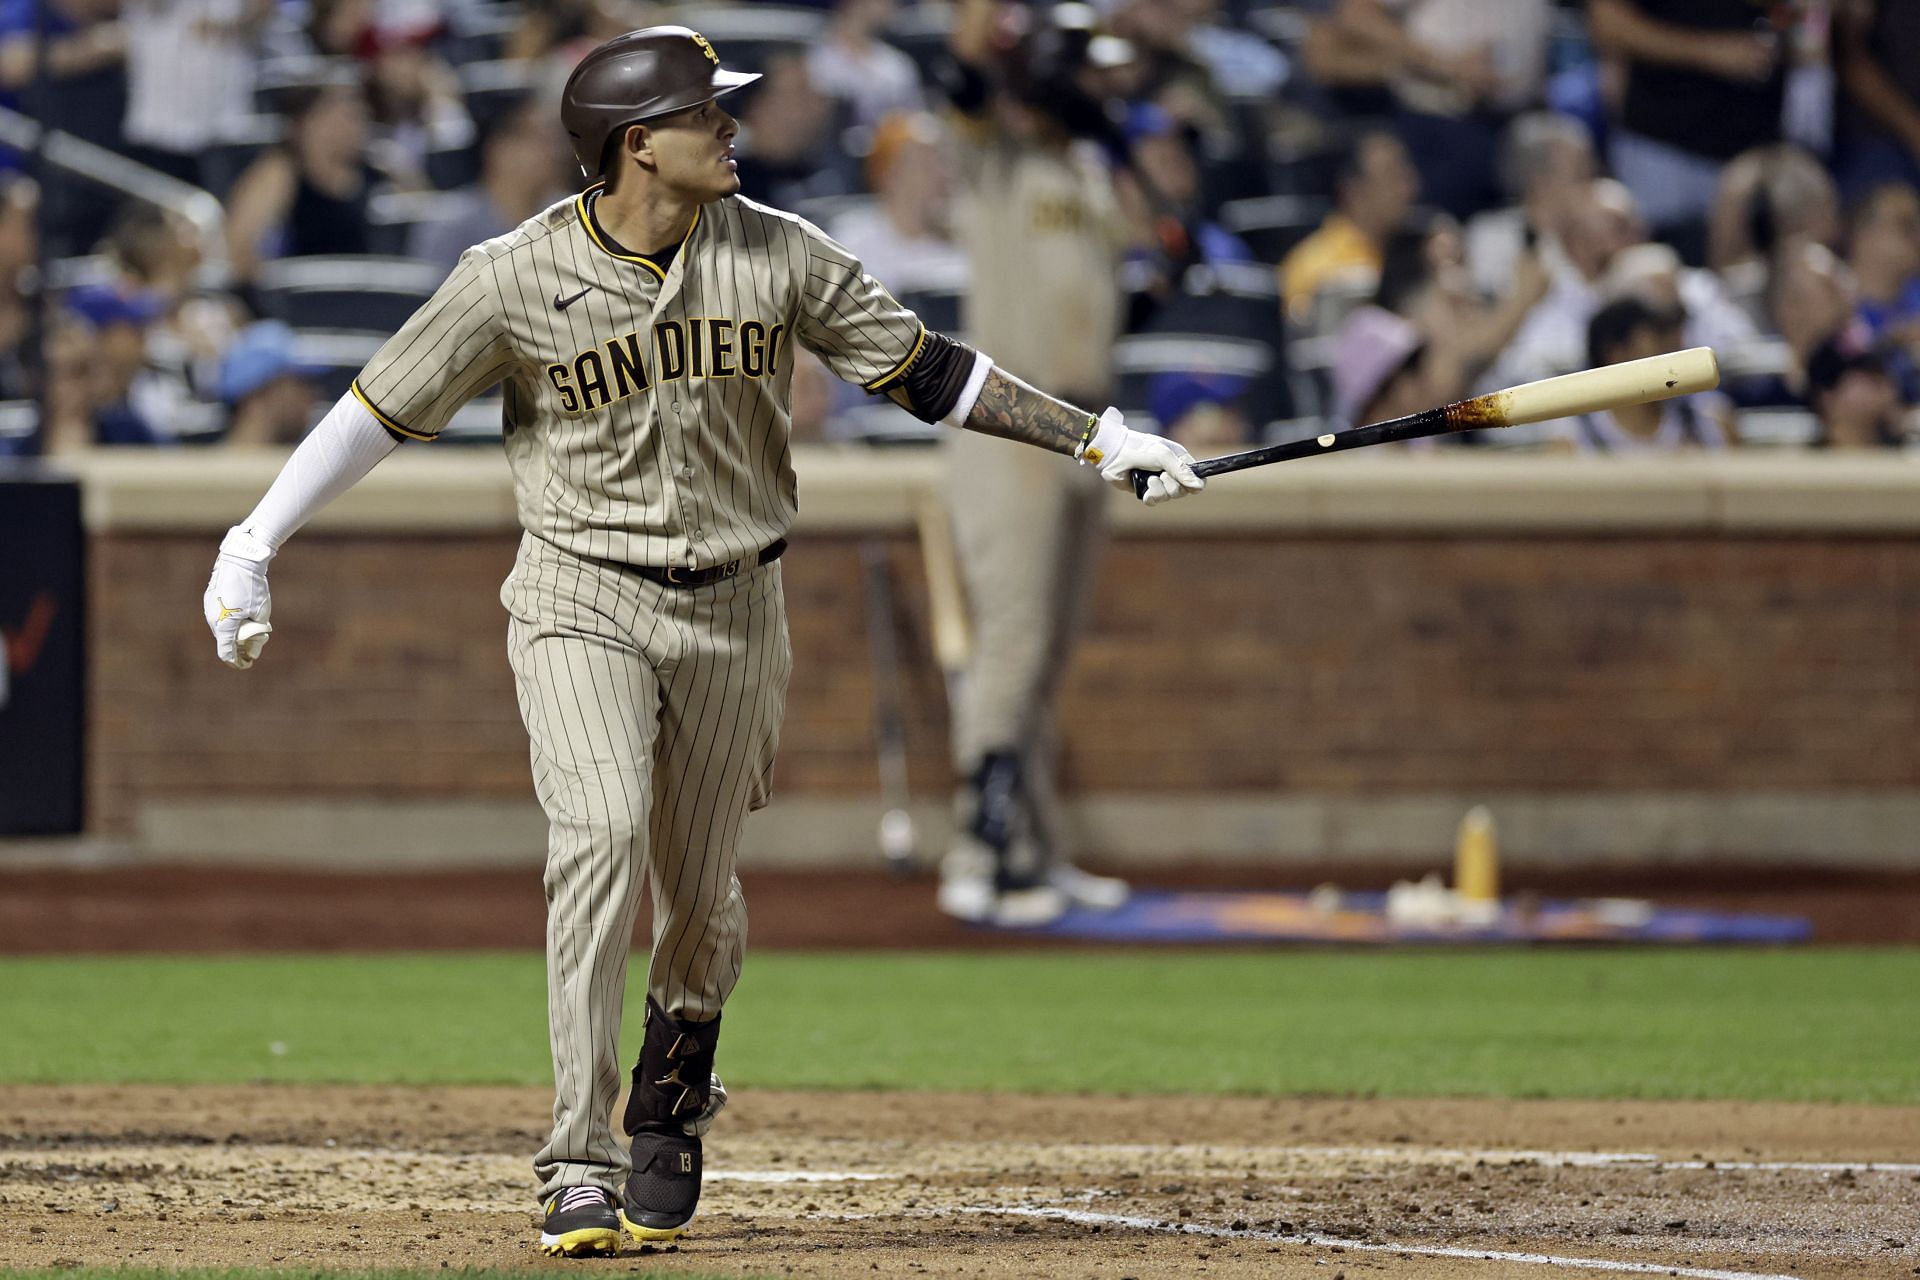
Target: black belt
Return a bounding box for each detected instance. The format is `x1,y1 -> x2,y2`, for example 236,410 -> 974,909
636,538 -> 787,589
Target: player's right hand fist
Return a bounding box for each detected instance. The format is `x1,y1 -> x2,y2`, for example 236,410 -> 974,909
203,526 -> 276,669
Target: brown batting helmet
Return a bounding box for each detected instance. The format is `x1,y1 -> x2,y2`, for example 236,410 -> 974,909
559,26 -> 761,181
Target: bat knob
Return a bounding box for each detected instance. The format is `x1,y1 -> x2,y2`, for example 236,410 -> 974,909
1129,470 -> 1150,501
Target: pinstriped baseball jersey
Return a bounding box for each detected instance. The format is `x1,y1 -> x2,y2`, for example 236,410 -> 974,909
352,185 -> 927,567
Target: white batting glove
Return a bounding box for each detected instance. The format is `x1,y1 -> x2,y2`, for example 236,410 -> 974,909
1078,406 -> 1205,506
203,526 -> 276,669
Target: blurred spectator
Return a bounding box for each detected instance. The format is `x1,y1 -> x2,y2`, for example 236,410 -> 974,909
1834,0 -> 1920,197
0,0 -> 128,253
1707,143 -> 1842,308
410,93 -> 568,272
1109,0 -> 1238,122
825,112 -> 969,293
1147,368 -> 1252,449
1806,338 -> 1909,447
0,0 -> 127,150
1465,112 -> 1595,299
93,201 -> 240,424
1562,295 -> 1730,451
1600,240 -> 1761,357
1588,0 -> 1787,245
1124,102 -> 1252,277
120,0 -> 272,192
219,320 -> 321,446
503,0 -> 661,63
305,0 -> 373,56
1376,217 -> 1549,409
47,284 -> 168,449
730,54 -> 851,210
0,174 -> 35,401
1845,182 -> 1920,357
807,0 -> 923,129
101,202 -> 202,302
224,80 -> 378,285
363,30 -> 475,185
1172,0 -> 1289,101
1488,178 -> 1646,388
1277,128 -> 1417,324
1730,239 -> 1864,406
1305,0 -> 1552,219
1331,303 -> 1428,428
41,313 -> 95,452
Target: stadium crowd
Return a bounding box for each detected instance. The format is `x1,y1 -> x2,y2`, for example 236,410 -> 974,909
2,0 -> 1917,456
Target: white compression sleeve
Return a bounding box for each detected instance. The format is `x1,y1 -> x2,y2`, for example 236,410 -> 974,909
236,391 -> 402,550
939,351 -> 995,431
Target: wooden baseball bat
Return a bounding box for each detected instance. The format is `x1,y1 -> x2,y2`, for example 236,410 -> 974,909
1131,347 -> 1721,499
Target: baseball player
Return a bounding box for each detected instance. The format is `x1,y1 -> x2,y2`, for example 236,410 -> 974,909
937,0 -> 1142,926
201,26 -> 1202,1258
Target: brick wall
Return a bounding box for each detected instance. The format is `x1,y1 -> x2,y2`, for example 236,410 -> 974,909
87,531 -> 1920,836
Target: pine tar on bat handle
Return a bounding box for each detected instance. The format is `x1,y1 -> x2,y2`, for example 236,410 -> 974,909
1128,346 -> 1721,500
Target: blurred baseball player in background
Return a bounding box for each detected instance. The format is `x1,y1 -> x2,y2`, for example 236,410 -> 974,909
201,24 -> 1202,1259
935,0 -> 1143,926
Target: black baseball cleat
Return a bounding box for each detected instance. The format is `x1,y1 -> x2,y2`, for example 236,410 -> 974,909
620,1127 -> 703,1241
538,1185 -> 622,1257
619,997 -> 723,1243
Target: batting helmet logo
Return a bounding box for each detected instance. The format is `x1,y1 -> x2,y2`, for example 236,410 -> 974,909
559,26 -> 761,181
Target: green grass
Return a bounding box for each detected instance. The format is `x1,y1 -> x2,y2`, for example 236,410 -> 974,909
0,949 -> 1915,1103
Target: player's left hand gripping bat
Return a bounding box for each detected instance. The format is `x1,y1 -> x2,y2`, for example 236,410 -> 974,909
1131,347 -> 1721,499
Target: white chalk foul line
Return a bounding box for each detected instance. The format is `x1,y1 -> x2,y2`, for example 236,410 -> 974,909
1299,1145 -> 1920,1175
710,1170 -> 890,1184
971,1206 -> 1803,1280
1070,1142 -> 1920,1176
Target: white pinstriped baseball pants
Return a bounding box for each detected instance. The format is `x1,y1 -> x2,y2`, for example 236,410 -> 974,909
501,532 -> 791,1200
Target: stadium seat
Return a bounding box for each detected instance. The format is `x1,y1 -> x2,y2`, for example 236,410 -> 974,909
424,140 -> 480,191
257,257 -> 444,334
252,54 -> 352,113
884,4 -> 956,80
1112,332 -> 1278,431
441,396 -> 506,444
1217,195 -> 1332,266
288,329 -> 388,405
1245,2 -> 1314,50
835,399 -> 938,446
365,191 -> 471,259
457,58 -> 540,123
46,256 -> 109,292
894,286 -> 963,336
669,5 -> 825,74
1734,408 -> 1821,448
0,399 -> 36,446
443,2 -> 519,66
201,116 -> 283,201
791,193 -> 876,229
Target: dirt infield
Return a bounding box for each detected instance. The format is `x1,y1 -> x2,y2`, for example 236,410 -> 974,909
3,863 -> 1918,952
2,1085 -> 1916,1279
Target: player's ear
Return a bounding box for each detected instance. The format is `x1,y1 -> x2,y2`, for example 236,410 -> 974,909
625,123 -> 656,170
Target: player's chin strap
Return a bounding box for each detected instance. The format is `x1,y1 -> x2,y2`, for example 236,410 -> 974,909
623,997 -> 724,1138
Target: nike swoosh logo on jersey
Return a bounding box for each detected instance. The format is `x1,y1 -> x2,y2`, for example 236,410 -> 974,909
554,286 -> 594,311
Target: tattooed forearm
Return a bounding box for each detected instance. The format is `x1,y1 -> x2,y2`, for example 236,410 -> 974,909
961,365 -> 1093,456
